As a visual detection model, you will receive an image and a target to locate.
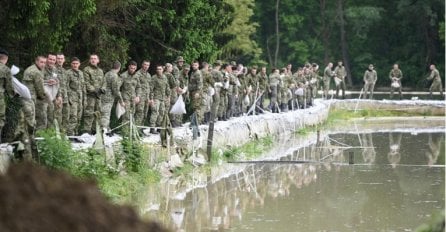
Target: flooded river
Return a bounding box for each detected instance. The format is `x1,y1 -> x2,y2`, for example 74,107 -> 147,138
142,122 -> 445,231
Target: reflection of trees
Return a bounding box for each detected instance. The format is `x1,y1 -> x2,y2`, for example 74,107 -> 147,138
425,134 -> 444,166
388,133 -> 402,168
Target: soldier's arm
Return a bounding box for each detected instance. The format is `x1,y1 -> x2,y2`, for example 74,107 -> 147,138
363,71 -> 368,82
5,69 -> 14,97
83,68 -> 95,94
112,75 -> 123,103
136,77 -> 142,98
34,73 -> 47,100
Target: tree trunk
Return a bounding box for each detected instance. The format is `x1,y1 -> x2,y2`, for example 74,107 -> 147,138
274,0 -> 280,67
337,0 -> 352,86
320,0 -> 330,64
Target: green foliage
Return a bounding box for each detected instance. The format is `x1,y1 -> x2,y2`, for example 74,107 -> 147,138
121,138 -> 143,172
222,136 -> 273,161
36,129 -> 74,170
220,0 -> 263,64
415,210 -> 445,232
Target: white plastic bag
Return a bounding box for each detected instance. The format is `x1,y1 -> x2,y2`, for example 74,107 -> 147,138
334,77 -> 341,86
208,87 -> 215,96
10,65 -> 20,76
294,88 -> 304,96
12,77 -> 32,100
243,94 -> 250,106
170,95 -> 187,115
115,103 -> 125,119
391,81 -> 400,88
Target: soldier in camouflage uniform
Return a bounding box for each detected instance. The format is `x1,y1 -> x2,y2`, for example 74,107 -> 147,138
171,64 -> 190,126
201,62 -> 214,123
100,61 -> 122,132
218,64 -> 229,120
427,64 -> 443,98
119,61 -> 141,128
268,68 -> 280,113
334,61 -> 346,99
189,61 -> 204,123
172,56 -> 185,79
389,64 -> 403,100
149,65 -> 170,134
294,68 -> 307,108
66,57 -> 86,135
22,56 -> 47,159
323,63 -> 334,99
37,53 -> 58,130
363,64 -> 377,99
134,60 -> 151,126
256,67 -> 268,112
55,53 -> 68,130
0,49 -> 14,143
164,63 -> 179,126
303,66 -> 313,107
210,61 -> 223,120
245,66 -> 257,114
81,54 -> 106,134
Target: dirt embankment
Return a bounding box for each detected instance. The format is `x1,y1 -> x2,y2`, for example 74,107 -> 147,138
0,163 -> 169,232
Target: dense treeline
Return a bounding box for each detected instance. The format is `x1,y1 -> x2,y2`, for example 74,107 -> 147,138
1,0 -> 444,88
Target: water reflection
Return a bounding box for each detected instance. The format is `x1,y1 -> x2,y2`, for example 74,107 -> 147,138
388,132 -> 402,168
144,132 -> 444,231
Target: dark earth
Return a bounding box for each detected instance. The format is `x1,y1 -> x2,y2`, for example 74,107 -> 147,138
0,162 -> 169,232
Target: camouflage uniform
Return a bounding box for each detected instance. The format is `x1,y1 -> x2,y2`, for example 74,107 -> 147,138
38,66 -> 58,130
66,68 -> 85,135
82,64 -> 105,134
100,70 -> 122,130
295,72 -> 307,108
427,68 -> 443,97
201,68 -> 214,123
54,65 -> 68,129
210,67 -> 223,119
149,74 -> 170,128
165,71 -> 178,126
172,68 -> 189,126
22,64 -> 47,159
268,72 -> 280,113
218,71 -> 228,120
0,63 -> 14,137
389,68 -> 403,99
323,66 -> 334,99
134,68 -> 151,125
363,67 -> 377,99
189,69 -> 204,123
256,72 -> 268,112
120,70 -> 141,124
303,70 -> 313,106
334,64 -> 346,99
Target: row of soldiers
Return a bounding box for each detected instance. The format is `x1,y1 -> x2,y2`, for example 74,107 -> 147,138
0,49 -> 443,146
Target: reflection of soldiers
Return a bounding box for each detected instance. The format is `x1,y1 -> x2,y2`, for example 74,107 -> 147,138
388,133 -> 402,168
425,134 -> 443,166
361,134 -> 376,164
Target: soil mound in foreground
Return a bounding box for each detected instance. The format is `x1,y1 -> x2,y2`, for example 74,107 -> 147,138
0,162 -> 169,232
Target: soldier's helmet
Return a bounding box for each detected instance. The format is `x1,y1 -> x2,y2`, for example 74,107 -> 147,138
176,56 -> 185,63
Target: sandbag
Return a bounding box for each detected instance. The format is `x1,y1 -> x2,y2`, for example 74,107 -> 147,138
12,77 -> 32,100
170,95 -> 186,115
115,103 -> 125,119
243,94 -> 250,106
295,88 -> 304,96
391,81 -> 400,88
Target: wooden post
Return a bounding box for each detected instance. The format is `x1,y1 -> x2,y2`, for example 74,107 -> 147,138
206,112 -> 215,162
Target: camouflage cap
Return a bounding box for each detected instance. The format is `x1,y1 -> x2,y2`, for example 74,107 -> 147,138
176,56 -> 185,62
183,63 -> 190,69
213,60 -> 222,66
230,61 -> 237,66
0,48 -> 9,56
251,65 -> 258,69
